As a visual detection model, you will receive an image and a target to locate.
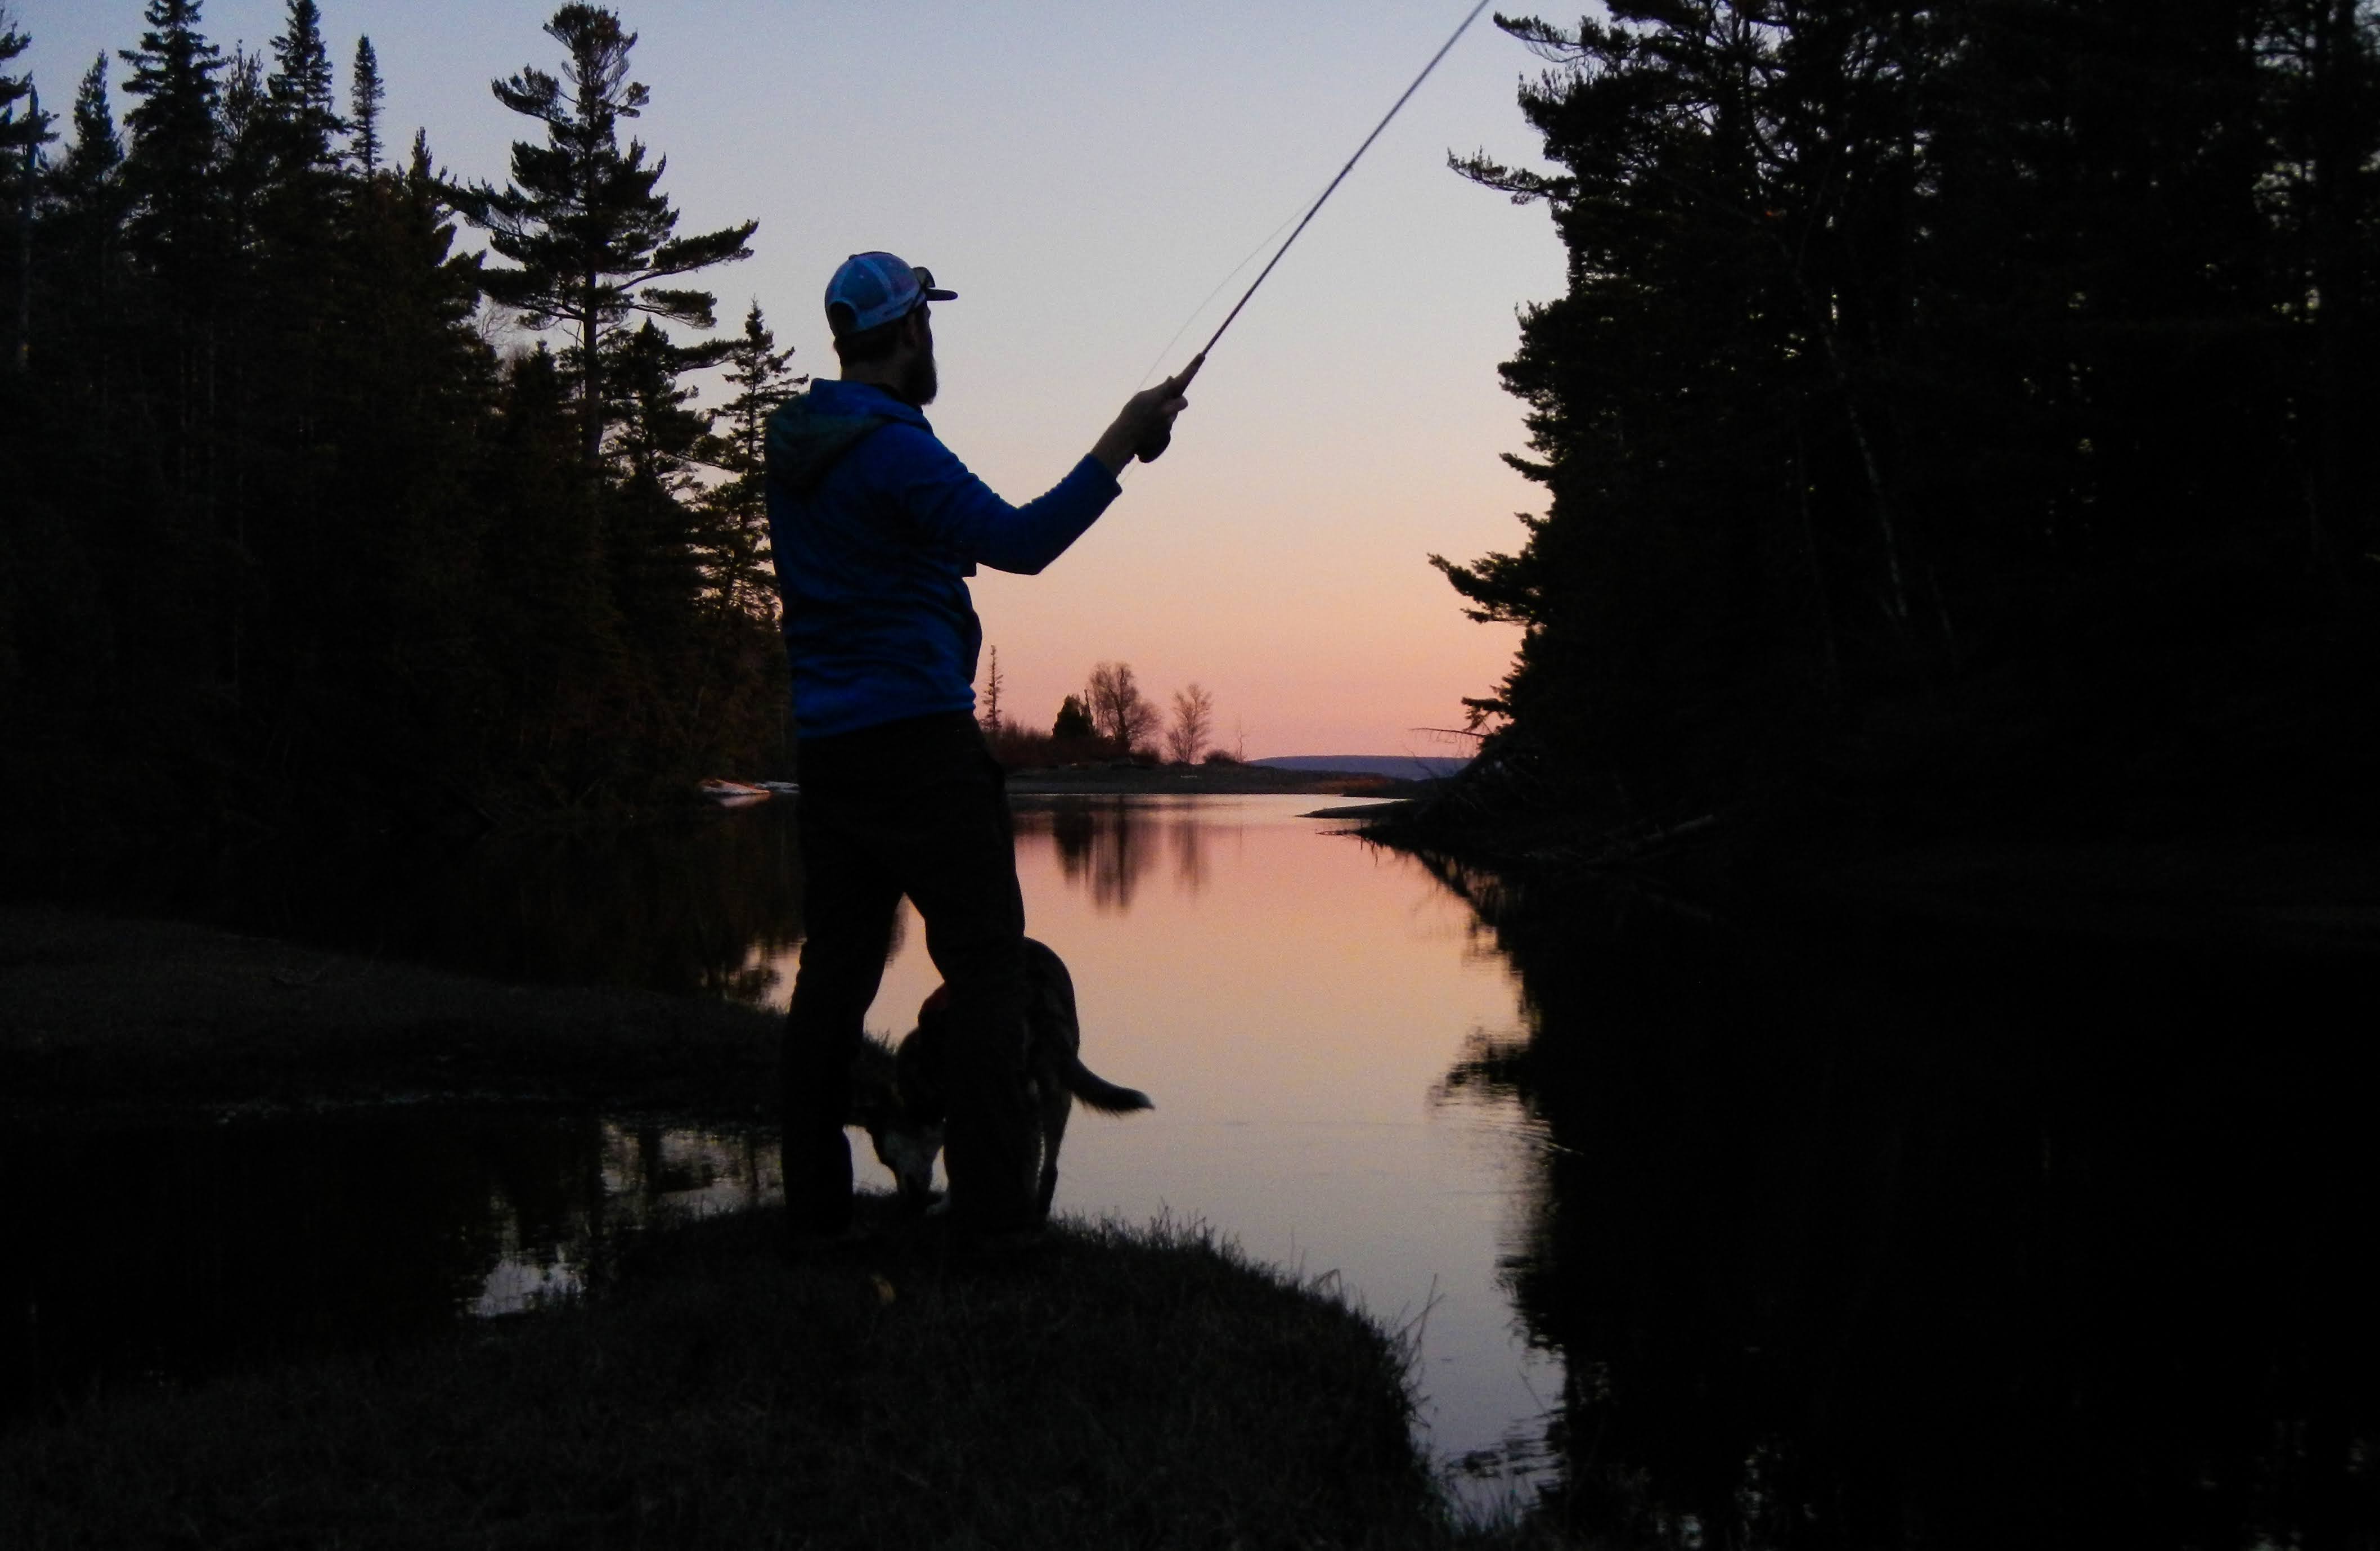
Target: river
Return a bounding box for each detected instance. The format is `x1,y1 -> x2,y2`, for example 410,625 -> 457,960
11,794 -> 2373,1544
6,795 -> 1562,1512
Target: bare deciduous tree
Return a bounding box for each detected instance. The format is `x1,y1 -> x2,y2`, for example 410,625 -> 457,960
1084,660 -> 1157,752
1166,682 -> 1215,764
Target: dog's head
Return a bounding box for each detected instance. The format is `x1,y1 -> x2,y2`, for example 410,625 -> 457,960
898,983 -> 955,1121
851,1029 -> 944,1211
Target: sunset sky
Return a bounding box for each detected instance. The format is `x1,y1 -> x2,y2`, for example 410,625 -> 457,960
16,0 -> 1567,757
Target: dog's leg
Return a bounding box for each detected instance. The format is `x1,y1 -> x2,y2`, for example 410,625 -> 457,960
1036,1084 -> 1073,1217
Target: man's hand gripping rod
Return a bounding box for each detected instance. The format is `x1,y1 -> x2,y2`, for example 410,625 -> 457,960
1135,0 -> 1493,462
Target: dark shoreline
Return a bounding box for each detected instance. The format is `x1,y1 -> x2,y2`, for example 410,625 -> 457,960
0,905 -> 783,1125
1353,786 -> 2380,956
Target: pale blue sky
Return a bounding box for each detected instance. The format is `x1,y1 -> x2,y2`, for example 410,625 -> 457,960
15,0 -> 1569,755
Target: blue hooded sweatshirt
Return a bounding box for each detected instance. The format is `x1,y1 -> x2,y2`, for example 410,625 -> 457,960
765,379 -> 1120,739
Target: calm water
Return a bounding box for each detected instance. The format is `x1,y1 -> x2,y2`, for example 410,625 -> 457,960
12,797 -> 2375,1543
805,795 -> 1565,1498
5,797 -> 1562,1504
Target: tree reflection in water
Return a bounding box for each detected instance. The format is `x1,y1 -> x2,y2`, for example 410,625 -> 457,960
1169,810 -> 1210,897
1424,855 -> 2377,1549
1016,798 -> 1211,911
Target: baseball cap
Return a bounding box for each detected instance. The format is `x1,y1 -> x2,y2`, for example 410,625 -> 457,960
823,251 -> 957,336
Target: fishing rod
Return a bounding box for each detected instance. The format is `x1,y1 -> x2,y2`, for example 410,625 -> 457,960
1137,0 -> 1494,460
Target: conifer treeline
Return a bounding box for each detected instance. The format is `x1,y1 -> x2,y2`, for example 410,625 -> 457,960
1444,2 -> 2380,837
1,1 -> 801,840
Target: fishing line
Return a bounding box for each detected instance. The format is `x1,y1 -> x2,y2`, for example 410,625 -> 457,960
1133,203 -> 1310,392
1152,0 -> 1495,401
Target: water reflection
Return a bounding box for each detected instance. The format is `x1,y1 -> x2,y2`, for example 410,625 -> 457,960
20,796 -> 2372,1539
1012,797 -> 1226,910
1422,853 -> 2380,1547
744,795 -> 1561,1507
1,1116 -> 776,1417
1170,810 -> 1210,896
16,796 -> 1560,1513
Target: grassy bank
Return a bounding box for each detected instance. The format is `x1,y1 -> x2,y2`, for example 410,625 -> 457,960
0,905 -> 780,1121
1,1201 -> 1489,1550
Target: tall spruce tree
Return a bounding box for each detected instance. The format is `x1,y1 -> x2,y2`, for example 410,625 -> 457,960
0,9 -> 46,159
264,0 -> 340,176
118,0 -> 222,289
454,4 -> 756,465
114,0 -> 230,692
0,8 -> 47,158
345,35 -> 381,173
695,300 -> 803,620
37,58 -> 128,529
3,5 -> 53,375
54,56 -> 124,218
0,8 -> 37,129
50,55 -> 128,347
216,47 -> 267,244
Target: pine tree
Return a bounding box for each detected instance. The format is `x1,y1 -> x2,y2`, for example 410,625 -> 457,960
0,6 -> 28,102
118,0 -> 223,285
112,0 -> 228,691
694,299 -> 802,620
29,56 -> 127,596
55,56 -> 124,206
3,5 -> 55,375
265,0 -> 341,176
48,53 -> 129,359
603,315 -> 714,745
605,316 -> 712,489
249,2 -> 348,470
216,47 -> 268,240
321,116 -> 499,794
453,4 -> 756,465
345,35 -> 381,173
0,7 -> 46,147
0,8 -> 50,155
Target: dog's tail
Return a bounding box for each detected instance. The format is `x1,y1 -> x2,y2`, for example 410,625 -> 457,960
1063,1057 -> 1153,1115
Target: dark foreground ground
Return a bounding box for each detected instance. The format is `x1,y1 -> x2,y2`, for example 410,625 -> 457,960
0,907 -> 1517,1549
2,1202 -> 1470,1550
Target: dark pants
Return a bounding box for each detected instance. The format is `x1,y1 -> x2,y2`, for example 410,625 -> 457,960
782,711 -> 1038,1235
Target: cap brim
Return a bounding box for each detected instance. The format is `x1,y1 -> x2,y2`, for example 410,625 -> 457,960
922,287 -> 957,302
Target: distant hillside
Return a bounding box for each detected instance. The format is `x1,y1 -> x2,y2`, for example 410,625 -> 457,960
1252,756 -> 1470,781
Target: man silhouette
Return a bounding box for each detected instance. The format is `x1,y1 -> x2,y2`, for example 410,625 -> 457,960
767,252 -> 1188,1246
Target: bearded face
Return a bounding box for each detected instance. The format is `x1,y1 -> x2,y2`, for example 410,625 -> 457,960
897,345 -> 938,408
